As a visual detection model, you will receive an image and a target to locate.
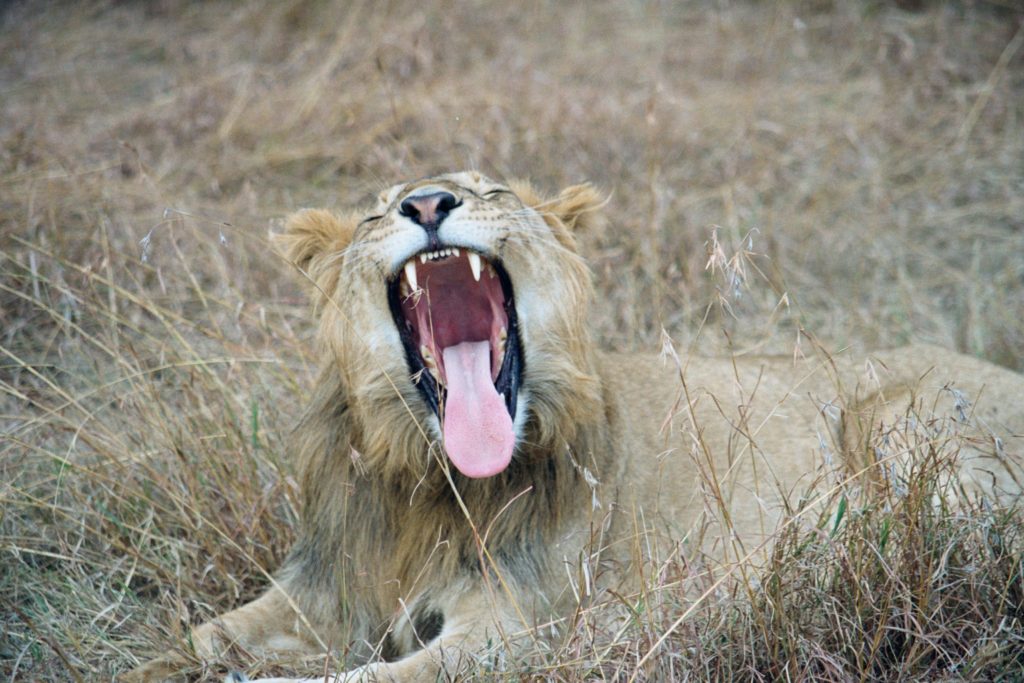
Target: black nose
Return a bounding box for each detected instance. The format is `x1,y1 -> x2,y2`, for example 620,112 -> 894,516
399,191 -> 460,231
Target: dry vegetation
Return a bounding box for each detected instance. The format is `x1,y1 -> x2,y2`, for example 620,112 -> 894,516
2,1 -> 1023,681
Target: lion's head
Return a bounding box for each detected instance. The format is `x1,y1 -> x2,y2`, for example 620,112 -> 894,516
278,172 -> 605,481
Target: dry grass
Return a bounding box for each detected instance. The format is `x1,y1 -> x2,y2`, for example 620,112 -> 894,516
2,1 -> 1023,680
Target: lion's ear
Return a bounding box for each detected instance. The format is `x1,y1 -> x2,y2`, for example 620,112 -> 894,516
275,209 -> 358,304
509,180 -> 606,249
277,209 -> 357,272
548,183 -> 606,233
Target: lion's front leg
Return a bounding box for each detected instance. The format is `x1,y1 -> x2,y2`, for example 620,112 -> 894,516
238,588 -> 522,683
124,585 -> 324,683
194,584 -> 325,657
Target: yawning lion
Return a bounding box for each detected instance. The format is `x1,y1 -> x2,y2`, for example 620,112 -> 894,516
127,172 -> 1023,682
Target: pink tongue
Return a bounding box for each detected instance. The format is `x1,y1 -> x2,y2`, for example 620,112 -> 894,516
441,341 -> 515,478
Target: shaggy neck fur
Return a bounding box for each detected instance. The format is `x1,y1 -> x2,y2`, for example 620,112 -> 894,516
282,352 -> 606,646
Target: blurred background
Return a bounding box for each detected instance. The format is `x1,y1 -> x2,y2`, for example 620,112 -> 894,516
2,1 -> 1022,679
4,0 -> 1023,362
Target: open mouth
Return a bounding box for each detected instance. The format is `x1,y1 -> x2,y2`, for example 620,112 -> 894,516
387,248 -> 523,478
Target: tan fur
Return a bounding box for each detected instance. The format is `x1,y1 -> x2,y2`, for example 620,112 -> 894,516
276,208 -> 360,310
127,173 -> 1023,682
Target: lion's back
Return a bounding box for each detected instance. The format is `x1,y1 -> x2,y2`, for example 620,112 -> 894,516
594,346 -> 1024,562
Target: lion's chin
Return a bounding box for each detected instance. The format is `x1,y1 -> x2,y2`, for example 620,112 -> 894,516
387,247 -> 523,478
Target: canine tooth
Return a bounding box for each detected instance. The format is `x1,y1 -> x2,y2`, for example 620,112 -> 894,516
468,252 -> 482,281
404,261 -> 418,291
420,345 -> 436,367
499,326 -> 507,341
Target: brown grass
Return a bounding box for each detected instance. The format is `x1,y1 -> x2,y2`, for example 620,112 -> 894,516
2,1 -> 1022,681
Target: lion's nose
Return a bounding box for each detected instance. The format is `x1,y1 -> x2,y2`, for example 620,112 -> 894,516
399,191 -> 460,232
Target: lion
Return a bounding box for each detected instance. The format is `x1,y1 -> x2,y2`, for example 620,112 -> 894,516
127,172 -> 1024,682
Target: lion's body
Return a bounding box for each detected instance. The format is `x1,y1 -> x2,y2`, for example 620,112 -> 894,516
603,347 -> 1023,556
128,175 -> 1023,683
